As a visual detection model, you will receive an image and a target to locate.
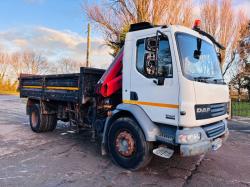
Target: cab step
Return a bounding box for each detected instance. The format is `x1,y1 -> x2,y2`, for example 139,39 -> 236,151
153,147 -> 174,159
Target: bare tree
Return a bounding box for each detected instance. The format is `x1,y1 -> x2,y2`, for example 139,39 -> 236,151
238,21 -> 250,71
228,40 -> 249,101
242,75 -> 250,100
225,21 -> 250,80
0,53 -> 9,79
22,51 -> 49,75
229,72 -> 246,101
0,51 -> 49,91
200,0 -> 248,74
10,52 -> 23,78
0,52 -> 19,91
238,21 -> 250,100
84,0 -> 194,55
56,57 -> 82,74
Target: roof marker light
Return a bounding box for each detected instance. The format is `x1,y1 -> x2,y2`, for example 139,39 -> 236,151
193,19 -> 201,30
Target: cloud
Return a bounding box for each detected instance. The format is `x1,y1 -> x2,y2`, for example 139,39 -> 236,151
36,27 -> 83,48
0,26 -> 113,69
13,39 -> 28,47
233,0 -> 250,18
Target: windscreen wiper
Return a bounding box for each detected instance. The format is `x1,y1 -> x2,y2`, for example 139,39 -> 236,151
194,76 -> 213,79
212,78 -> 226,84
194,77 -> 226,84
193,76 -> 213,82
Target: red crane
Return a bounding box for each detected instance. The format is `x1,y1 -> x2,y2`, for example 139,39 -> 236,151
96,48 -> 123,97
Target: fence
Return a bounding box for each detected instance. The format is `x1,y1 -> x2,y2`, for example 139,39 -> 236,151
231,101 -> 250,118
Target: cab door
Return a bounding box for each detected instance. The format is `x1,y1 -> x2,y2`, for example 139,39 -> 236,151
127,32 -> 179,125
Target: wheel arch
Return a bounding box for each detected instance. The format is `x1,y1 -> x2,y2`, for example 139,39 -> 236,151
115,104 -> 160,141
26,98 -> 39,115
102,104 -> 160,151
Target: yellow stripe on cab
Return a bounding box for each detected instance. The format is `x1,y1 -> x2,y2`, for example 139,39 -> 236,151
123,100 -> 179,109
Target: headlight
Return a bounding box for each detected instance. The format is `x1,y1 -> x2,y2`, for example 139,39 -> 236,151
178,133 -> 201,144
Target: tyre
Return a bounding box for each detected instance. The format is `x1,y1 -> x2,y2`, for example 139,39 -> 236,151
29,104 -> 57,133
107,117 -> 153,170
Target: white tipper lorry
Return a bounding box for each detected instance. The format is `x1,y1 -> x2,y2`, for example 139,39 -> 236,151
19,20 -> 229,170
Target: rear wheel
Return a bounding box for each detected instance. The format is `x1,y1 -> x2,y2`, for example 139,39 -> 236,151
107,117 -> 153,170
29,104 -> 57,133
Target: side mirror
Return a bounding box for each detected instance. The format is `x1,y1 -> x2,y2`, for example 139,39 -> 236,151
144,52 -> 156,76
145,37 -> 157,52
217,52 -> 222,63
144,52 -> 165,86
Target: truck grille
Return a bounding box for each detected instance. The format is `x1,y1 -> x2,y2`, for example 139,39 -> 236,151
210,103 -> 227,117
195,102 -> 227,120
202,121 -> 225,138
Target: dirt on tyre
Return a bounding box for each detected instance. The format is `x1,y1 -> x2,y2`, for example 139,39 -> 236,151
107,117 -> 153,170
29,104 -> 57,133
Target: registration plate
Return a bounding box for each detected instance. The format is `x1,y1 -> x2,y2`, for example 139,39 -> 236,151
212,138 -> 222,151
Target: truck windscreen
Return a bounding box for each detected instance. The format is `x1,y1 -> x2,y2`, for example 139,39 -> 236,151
176,33 -> 223,83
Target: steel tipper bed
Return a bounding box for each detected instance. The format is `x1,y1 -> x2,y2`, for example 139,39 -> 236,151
19,67 -> 105,103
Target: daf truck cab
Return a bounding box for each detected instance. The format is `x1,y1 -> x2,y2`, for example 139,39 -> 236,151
19,21 -> 229,170
102,21 -> 229,169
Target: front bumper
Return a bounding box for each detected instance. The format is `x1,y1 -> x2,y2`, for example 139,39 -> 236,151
155,119 -> 229,157
180,130 -> 229,157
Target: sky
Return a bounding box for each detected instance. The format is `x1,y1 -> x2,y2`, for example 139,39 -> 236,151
0,0 -> 113,69
0,0 -> 249,70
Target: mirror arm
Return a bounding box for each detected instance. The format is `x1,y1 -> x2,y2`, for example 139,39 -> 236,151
155,30 -> 165,77
156,30 -> 168,39
217,52 -> 222,63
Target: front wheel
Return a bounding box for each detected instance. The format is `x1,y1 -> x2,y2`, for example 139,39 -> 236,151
107,117 -> 153,170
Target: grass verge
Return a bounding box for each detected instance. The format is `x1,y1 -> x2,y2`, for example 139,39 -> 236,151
0,90 -> 19,96
232,101 -> 250,118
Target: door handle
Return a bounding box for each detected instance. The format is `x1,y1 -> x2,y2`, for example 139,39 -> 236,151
130,91 -> 138,100
153,77 -> 165,86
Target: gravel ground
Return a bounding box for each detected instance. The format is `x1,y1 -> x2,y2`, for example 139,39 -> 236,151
0,95 -> 249,187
